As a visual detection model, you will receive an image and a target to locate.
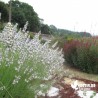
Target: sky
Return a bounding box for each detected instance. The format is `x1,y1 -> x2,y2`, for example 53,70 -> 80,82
1,0 -> 98,35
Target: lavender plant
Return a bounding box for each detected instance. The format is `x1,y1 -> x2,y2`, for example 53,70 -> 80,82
0,22 -> 64,98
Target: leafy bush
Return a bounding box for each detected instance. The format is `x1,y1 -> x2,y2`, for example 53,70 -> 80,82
0,22 -> 64,98
64,37 -> 98,74
63,40 -> 78,65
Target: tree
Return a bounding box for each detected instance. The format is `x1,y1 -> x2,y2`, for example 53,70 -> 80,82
11,0 -> 41,32
41,24 -> 52,34
12,9 -> 26,27
79,32 -> 91,37
50,25 -> 58,33
0,1 -> 9,22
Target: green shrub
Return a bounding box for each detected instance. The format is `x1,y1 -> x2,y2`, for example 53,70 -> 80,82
63,40 -> 78,65
64,37 -> 98,74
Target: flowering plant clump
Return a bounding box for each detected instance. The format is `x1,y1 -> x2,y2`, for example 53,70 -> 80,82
0,22 -> 64,98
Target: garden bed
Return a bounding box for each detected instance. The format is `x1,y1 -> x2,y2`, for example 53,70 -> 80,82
41,77 -> 98,98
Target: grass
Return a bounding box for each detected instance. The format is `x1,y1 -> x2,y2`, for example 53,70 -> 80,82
63,64 -> 98,82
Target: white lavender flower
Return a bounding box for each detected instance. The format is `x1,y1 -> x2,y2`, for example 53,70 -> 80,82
0,22 -> 64,97
12,75 -> 21,84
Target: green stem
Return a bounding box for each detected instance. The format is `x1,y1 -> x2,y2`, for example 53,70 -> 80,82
0,81 -> 13,98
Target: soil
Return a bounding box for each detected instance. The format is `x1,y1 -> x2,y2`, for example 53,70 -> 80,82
44,77 -> 98,98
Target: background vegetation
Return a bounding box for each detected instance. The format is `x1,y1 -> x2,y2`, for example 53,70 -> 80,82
63,37 -> 98,74
0,0 -> 91,37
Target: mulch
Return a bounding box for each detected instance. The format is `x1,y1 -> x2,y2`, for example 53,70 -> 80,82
45,77 -> 98,98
